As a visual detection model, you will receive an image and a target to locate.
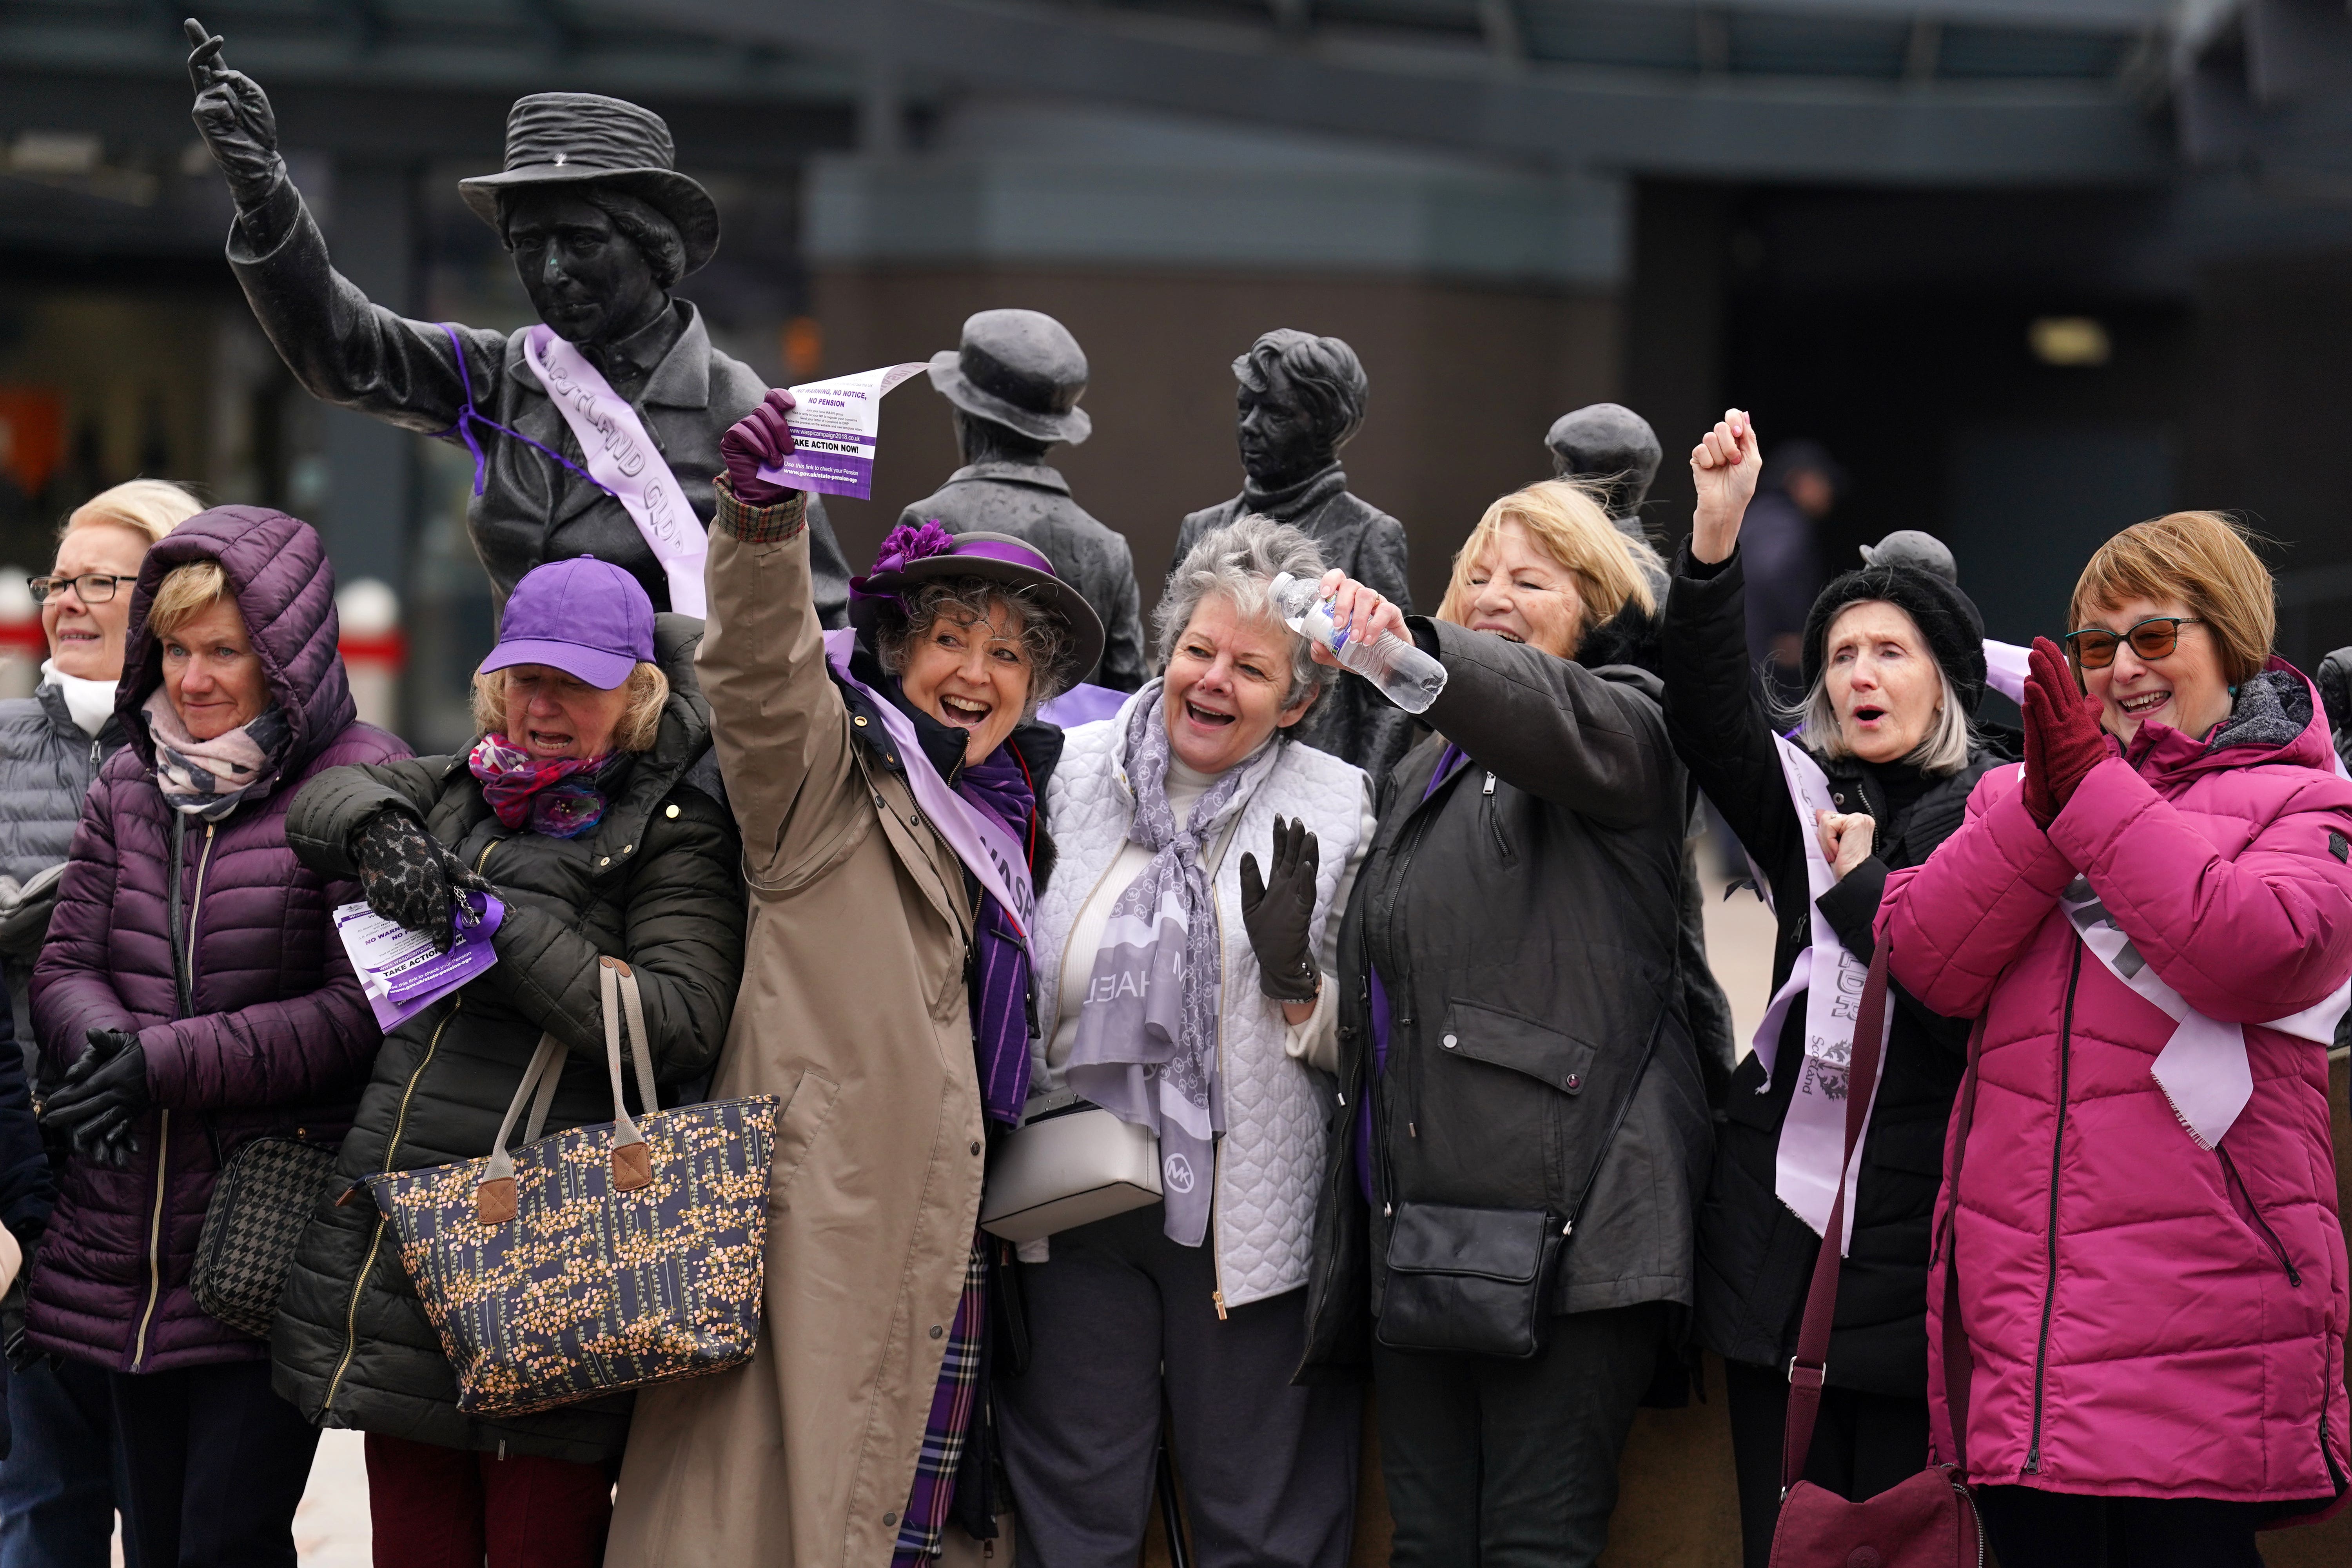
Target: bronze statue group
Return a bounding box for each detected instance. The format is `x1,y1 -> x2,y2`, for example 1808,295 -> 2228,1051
0,21 -> 2344,1568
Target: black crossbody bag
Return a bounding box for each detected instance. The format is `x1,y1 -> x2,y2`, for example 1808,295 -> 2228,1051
1373,1000 -> 1666,1360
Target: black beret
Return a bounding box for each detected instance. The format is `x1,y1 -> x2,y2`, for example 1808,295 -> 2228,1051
1801,563 -> 1989,717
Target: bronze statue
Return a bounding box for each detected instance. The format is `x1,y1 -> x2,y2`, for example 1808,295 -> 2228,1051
182,17 -> 851,625
899,310 -> 1146,690
1546,401 -> 1667,598
1171,329 -> 1414,783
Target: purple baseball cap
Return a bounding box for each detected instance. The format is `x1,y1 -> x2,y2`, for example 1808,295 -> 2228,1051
478,557 -> 656,690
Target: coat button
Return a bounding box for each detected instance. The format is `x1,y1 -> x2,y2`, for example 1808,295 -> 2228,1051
929,1325 -> 944,1340
883,1512 -> 897,1526
969,1141 -> 982,1156
598,856 -> 610,867
665,804 -> 679,818
1564,1073 -> 1583,1092
853,715 -> 869,727
1441,1033 -> 1457,1049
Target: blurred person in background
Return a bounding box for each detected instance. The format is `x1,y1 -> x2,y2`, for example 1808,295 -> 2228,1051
1171,330 -> 1416,787
1667,416 -> 2004,1567
902,309 -> 1147,691
609,391 -> 1100,1568
1740,439 -> 1840,702
0,477 -> 198,1568
998,515 -> 1374,1568
26,507 -> 407,1568
1300,480 -> 1713,1567
1884,512 -> 2352,1565
273,557 -> 745,1568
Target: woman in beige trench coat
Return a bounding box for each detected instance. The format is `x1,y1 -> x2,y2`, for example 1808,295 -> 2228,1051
608,390 -> 1102,1567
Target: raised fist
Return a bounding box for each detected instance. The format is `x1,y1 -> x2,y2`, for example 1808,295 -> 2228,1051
1689,408 -> 1762,566
185,18 -> 285,212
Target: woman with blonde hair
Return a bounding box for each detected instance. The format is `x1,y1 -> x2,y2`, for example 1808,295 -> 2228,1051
1300,477 -> 1714,1565
1881,508 -> 2352,1566
0,477 -> 200,1568
271,556 -> 746,1568
29,505 -> 409,1567
1662,414 -> 2007,1566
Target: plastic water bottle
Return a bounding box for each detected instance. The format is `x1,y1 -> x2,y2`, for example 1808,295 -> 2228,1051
1269,573 -> 1448,715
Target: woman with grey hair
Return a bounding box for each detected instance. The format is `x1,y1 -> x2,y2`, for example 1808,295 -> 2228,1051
997,515 -> 1376,1568
1662,413 -> 2005,1568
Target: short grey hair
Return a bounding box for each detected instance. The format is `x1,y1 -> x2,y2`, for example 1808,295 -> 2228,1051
875,575 -> 1076,720
1788,662 -> 1975,777
1156,516 -> 1334,706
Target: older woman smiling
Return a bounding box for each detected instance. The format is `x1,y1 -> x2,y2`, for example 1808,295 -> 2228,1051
996,515 -> 1376,1568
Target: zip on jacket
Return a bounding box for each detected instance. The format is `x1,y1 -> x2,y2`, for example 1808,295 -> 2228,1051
138,812 -> 218,1370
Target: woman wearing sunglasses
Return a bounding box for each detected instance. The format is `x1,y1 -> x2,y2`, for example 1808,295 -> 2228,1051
1880,510 -> 2352,1566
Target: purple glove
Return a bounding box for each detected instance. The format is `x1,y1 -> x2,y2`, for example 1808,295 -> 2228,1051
720,388 -> 799,508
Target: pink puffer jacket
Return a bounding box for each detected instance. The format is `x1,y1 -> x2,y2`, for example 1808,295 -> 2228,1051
1880,662 -> 2352,1508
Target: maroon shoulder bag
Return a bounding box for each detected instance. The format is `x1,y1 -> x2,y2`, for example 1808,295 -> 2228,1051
1768,939 -> 1985,1568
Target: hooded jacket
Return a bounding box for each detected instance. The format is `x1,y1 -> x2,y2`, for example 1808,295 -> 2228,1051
269,614 -> 745,1464
27,506 -> 408,1373
1884,664 -> 2352,1506
1665,544 -> 2003,1396
1299,614 -> 1715,1377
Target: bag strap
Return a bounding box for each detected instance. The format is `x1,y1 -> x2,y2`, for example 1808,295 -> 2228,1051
1779,937 -> 1893,1498
475,955 -> 659,1224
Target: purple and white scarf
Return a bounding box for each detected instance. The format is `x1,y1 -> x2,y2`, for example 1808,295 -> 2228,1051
1064,683 -> 1283,1248
142,690 -> 291,822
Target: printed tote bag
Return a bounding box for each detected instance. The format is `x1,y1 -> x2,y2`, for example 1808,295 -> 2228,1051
362,956 -> 779,1417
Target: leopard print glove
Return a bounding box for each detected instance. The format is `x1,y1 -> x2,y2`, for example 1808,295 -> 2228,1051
351,809 -> 461,951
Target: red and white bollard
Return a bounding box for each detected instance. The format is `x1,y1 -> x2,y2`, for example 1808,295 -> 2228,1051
0,568 -> 43,701
337,578 -> 405,734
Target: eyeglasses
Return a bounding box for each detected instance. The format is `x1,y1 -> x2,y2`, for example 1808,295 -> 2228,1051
27,573 -> 128,605
2062,615 -> 2203,671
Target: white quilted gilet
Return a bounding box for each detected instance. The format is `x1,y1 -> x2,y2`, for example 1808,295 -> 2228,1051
1030,690 -> 1372,1307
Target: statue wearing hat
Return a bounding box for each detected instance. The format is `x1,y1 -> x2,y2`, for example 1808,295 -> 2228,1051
180,18 -> 852,628
1547,402 -> 1670,599
897,310 -> 1147,691
1170,329 -> 1415,785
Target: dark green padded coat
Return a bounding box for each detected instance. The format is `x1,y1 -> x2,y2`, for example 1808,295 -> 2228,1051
269,613 -> 746,1463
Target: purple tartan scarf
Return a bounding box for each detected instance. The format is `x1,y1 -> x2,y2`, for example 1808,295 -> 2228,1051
468,734 -> 613,839
1064,683 -> 1282,1248
957,744 -> 1036,1126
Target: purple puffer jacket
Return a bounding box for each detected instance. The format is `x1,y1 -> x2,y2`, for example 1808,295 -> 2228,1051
27,506 -> 408,1374
1882,661 -> 2352,1511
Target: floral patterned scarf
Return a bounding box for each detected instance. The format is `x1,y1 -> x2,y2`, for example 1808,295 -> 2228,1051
467,733 -> 614,839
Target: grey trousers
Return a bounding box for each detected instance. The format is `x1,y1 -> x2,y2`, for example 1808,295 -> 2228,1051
993,1205 -> 1360,1568
1374,1302 -> 1663,1568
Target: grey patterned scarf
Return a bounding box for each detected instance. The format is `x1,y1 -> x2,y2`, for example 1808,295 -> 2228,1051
141,690 -> 292,822
1064,682 -> 1283,1247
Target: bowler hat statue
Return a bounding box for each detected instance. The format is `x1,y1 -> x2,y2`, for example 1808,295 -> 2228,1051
457,93 -> 720,276
928,310 -> 1093,447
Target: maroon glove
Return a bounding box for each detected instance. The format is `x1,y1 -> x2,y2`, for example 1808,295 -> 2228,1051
2020,636 -> 2110,828
719,388 -> 798,507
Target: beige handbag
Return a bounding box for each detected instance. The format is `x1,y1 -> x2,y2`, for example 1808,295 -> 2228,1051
979,1105 -> 1162,1243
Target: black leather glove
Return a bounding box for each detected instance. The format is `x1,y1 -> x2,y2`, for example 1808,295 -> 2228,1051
1240,816 -> 1322,1004
352,809 -> 485,953
42,1029 -> 151,1171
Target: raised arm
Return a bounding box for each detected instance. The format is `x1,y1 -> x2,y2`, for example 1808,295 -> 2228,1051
1878,768 -> 2074,1018
189,22 -> 494,437
699,392 -> 866,884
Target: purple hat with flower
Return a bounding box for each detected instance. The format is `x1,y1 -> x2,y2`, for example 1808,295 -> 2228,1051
479,557 -> 656,691
852,523 -> 1106,684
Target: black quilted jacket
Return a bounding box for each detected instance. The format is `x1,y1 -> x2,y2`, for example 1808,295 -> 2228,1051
270,614 -> 746,1463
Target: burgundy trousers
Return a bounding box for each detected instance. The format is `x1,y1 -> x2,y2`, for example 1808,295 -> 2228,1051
364,1432 -> 612,1568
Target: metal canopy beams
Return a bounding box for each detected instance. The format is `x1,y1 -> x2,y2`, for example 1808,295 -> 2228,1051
621,0 -> 2171,183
